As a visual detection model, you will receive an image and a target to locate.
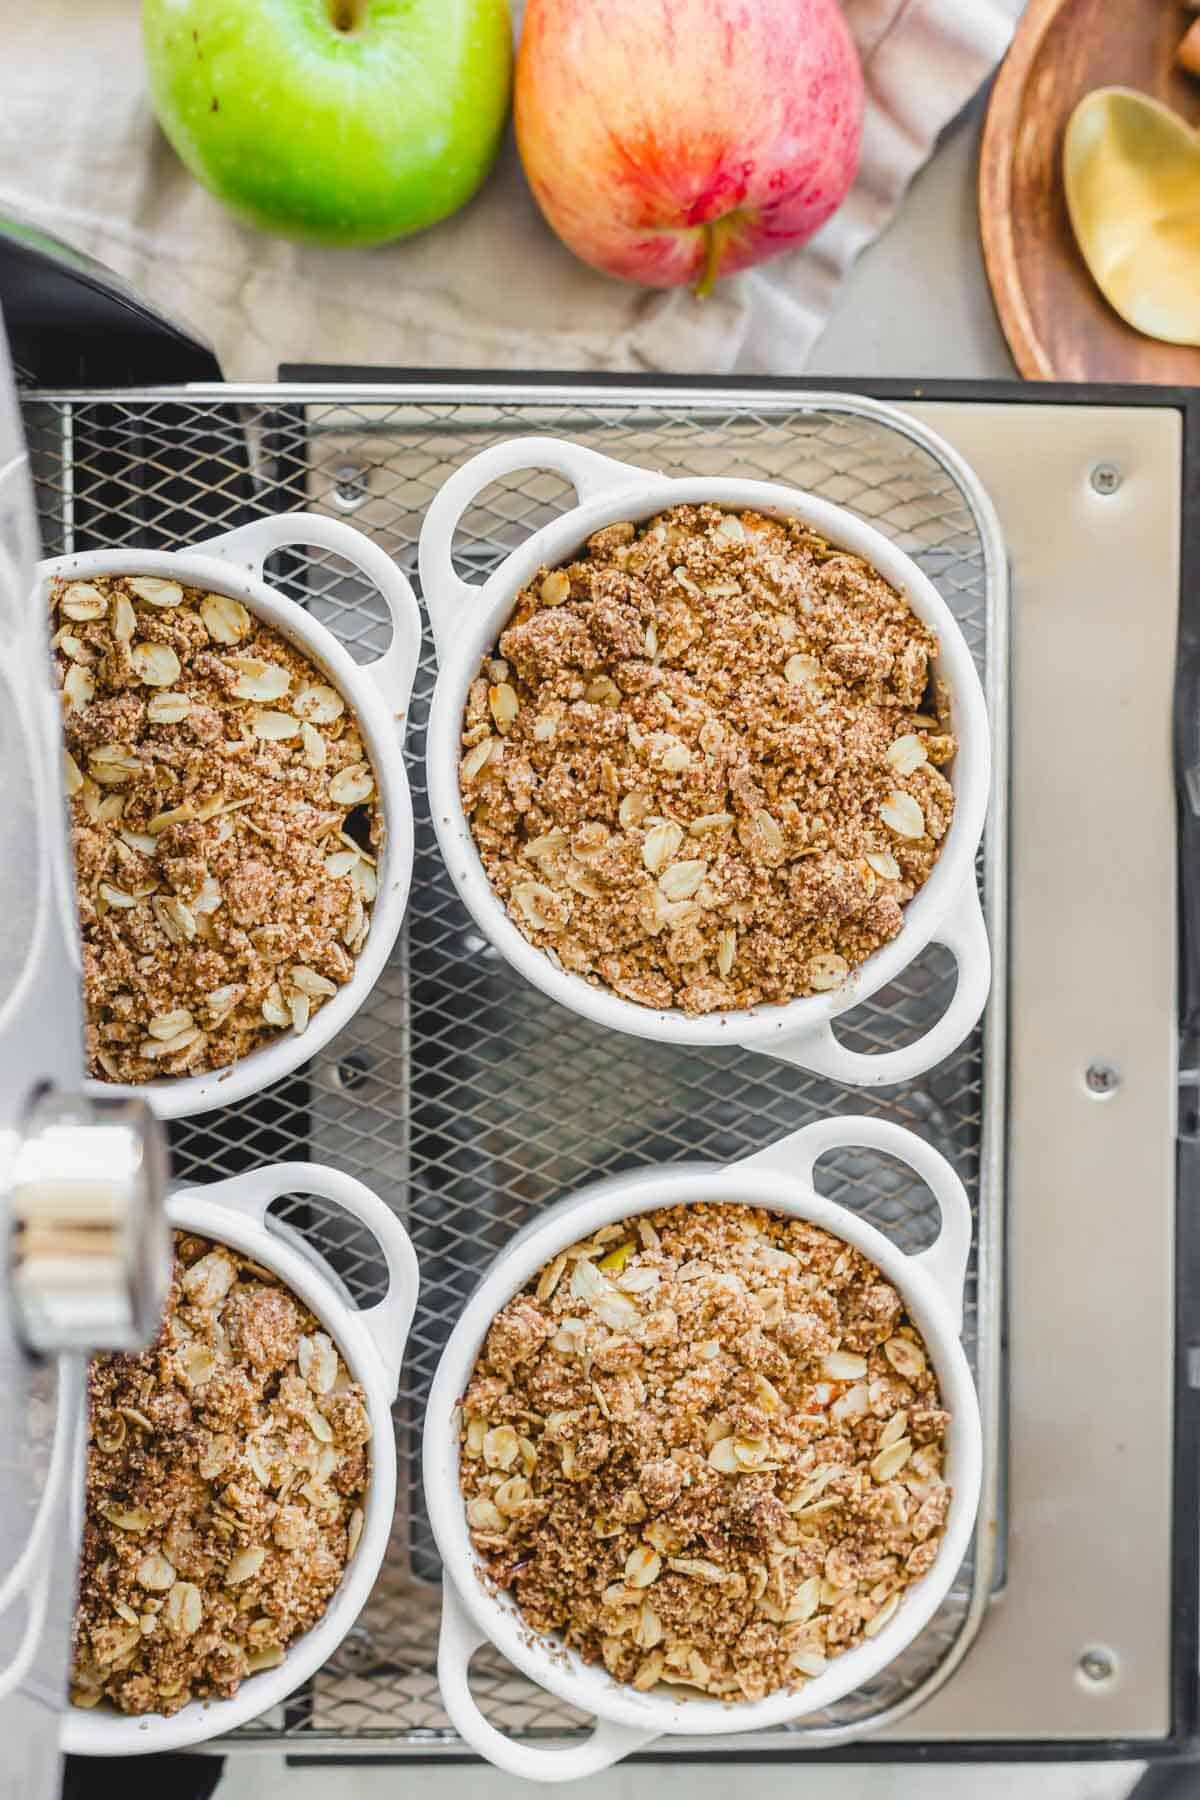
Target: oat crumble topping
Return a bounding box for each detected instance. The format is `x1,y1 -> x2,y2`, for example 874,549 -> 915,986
50,573 -> 381,1082
458,1204 -> 951,1703
72,1231 -> 370,1716
460,506 -> 957,1015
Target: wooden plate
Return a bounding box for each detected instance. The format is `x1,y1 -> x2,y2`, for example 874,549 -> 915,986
980,0 -> 1200,381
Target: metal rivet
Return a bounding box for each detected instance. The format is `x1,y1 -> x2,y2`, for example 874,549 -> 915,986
331,463 -> 369,512
1085,1063 -> 1120,1096
323,1052 -> 371,1092
333,1624 -> 379,1673
1090,463 -> 1122,496
1078,1646 -> 1117,1684
340,1053 -> 371,1090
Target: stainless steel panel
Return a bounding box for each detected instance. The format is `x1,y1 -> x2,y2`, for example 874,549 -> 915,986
880,401 -> 1179,1743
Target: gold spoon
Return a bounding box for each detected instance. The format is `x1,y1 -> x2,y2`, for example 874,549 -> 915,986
1064,85 -> 1200,346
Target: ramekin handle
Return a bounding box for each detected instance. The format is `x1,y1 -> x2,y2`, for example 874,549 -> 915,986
746,878 -> 990,1088
740,1117 -> 972,1332
418,436 -> 659,662
186,1162 -> 418,1397
196,512 -> 422,740
438,1579 -> 658,1781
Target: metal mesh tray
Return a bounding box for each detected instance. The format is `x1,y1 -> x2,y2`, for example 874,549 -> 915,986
22,382 -> 1007,1754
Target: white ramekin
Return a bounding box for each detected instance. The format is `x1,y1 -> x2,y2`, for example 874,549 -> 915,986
423,1115 -> 982,1782
41,512 -> 422,1119
63,1160 -> 418,1756
420,435 -> 991,1088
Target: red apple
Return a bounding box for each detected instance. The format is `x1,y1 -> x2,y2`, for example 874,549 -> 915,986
514,0 -> 864,292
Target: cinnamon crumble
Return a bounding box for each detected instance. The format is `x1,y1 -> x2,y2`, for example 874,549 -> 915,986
458,1204 -> 951,1703
460,506 -> 956,1014
49,573 -> 381,1081
71,1230 -> 370,1716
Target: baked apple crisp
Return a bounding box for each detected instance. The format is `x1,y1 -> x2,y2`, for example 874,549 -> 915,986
458,1204 -> 951,1703
49,573 -> 380,1082
460,506 -> 956,1014
72,1231 -> 370,1716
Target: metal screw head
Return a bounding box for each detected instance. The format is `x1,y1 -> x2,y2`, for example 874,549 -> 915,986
1085,1063 -> 1120,1096
318,1052 -> 373,1094
331,1624 -> 379,1674
1078,1646 -> 1117,1684
331,462 -> 369,512
1090,463 -> 1122,496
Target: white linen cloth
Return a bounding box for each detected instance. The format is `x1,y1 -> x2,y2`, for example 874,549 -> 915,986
0,0 -> 1015,378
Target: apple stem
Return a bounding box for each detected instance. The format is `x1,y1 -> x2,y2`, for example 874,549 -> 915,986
324,0 -> 367,31
695,216 -> 737,299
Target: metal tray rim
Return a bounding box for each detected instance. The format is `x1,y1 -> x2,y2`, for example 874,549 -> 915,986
27,380 -> 1010,1755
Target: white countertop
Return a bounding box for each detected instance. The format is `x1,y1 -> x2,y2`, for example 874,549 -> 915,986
805,94 -> 1017,384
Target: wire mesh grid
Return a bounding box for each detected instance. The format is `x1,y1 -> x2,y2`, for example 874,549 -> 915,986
21,384 -> 1005,1752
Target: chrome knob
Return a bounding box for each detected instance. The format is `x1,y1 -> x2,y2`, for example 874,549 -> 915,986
8,1090 -> 170,1356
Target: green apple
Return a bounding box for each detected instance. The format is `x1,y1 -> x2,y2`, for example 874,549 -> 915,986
142,0 -> 512,247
